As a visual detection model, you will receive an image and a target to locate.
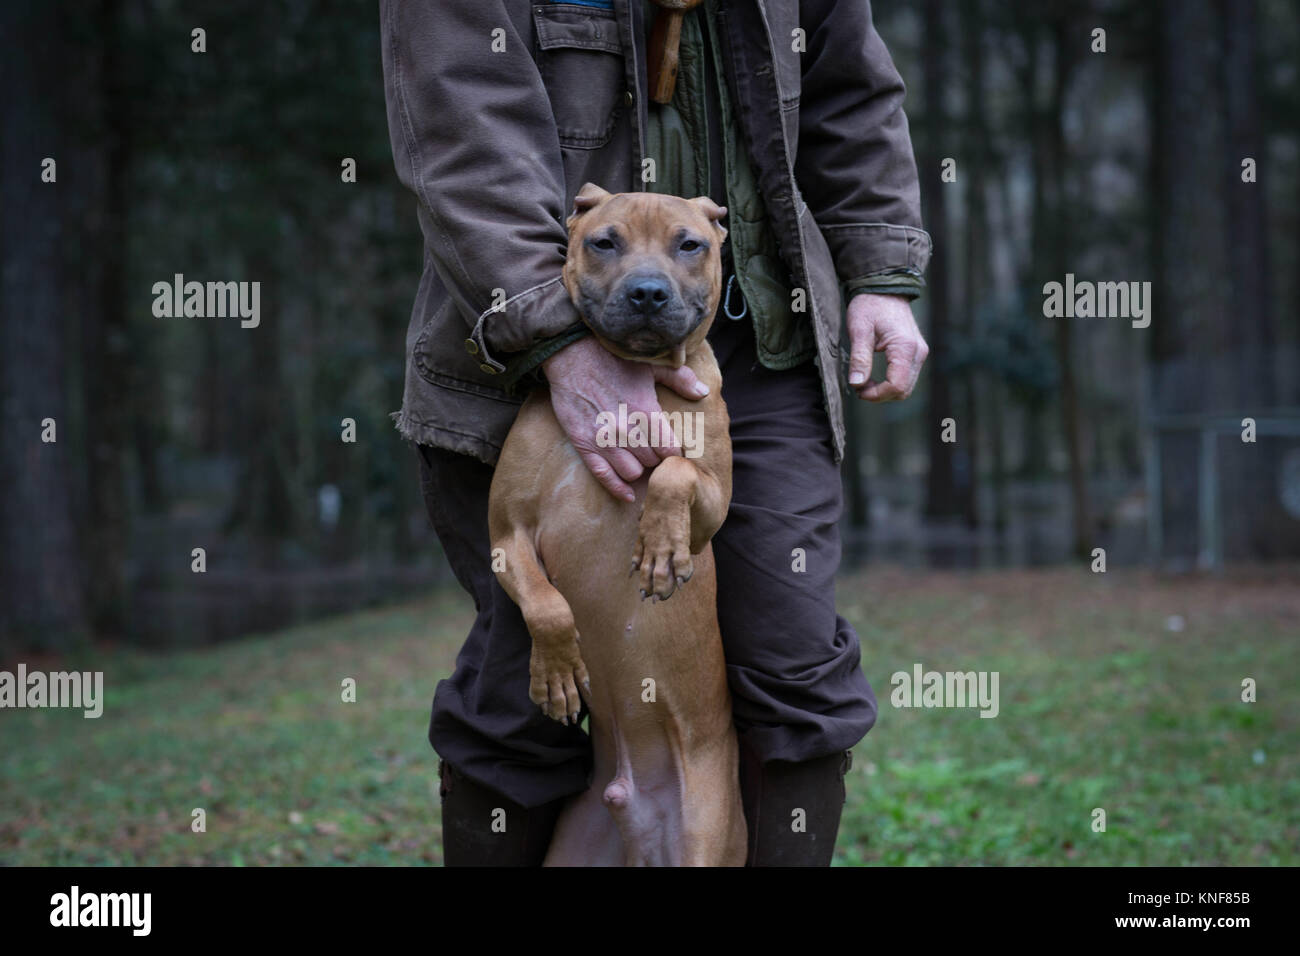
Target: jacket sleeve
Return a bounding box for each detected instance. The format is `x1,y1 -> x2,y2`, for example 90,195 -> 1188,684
795,0 -> 932,286
379,0 -> 581,373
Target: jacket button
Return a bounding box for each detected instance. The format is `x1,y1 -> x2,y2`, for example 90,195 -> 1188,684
464,338 -> 479,356
624,90 -> 634,107
479,363 -> 498,375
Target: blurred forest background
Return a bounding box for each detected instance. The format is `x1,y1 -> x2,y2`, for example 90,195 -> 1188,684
2,0 -> 1298,654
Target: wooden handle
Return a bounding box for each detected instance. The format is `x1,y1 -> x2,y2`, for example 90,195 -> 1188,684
648,11 -> 685,104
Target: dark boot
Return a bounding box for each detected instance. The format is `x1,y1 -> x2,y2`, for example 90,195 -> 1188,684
738,740 -> 852,866
438,760 -> 566,866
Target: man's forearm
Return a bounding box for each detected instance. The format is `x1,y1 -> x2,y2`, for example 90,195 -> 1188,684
379,0 -> 580,372
796,0 -> 932,284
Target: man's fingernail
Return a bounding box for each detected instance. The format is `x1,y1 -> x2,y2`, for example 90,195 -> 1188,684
694,382 -> 709,396
848,371 -> 866,385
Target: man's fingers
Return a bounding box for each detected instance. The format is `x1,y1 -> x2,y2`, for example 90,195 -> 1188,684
846,321 -> 877,387
606,446 -> 645,484
859,351 -> 913,402
647,366 -> 691,458
627,440 -> 661,470
859,379 -> 905,402
579,449 -> 636,502
653,363 -> 710,401
652,431 -> 682,462
650,421 -> 681,461
621,409 -> 679,463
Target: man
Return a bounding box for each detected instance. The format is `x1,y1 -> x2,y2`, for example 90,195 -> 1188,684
380,0 -> 931,866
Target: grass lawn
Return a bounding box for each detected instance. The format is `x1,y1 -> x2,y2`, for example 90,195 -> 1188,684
2,566 -> 1297,865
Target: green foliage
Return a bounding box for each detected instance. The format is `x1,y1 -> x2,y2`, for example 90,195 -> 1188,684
120,0 -> 422,558
946,291 -> 1059,399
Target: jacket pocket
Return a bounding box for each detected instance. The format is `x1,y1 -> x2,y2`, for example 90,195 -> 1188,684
534,3 -> 626,149
415,300 -> 521,403
414,295 -> 457,384
796,200 -> 843,364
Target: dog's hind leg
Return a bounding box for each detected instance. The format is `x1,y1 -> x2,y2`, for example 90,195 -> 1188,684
543,783 -> 623,866
491,527 -> 589,725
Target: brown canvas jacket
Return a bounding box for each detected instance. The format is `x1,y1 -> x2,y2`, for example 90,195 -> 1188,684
380,0 -> 932,464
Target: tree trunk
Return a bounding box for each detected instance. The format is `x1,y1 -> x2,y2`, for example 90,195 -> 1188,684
1153,0 -> 1231,369
959,0 -> 989,530
1219,0 -> 1295,558
922,0 -> 958,518
1018,29 -> 1052,481
1220,0 -> 1273,406
74,0 -> 132,637
1216,0 -> 1268,403
1048,11 -> 1092,559
233,255 -> 297,569
1151,0 -> 1233,562
0,0 -> 89,647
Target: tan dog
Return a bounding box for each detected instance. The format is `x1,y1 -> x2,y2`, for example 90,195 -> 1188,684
487,184 -> 745,866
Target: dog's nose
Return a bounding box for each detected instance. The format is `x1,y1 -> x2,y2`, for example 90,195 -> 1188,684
624,277 -> 672,315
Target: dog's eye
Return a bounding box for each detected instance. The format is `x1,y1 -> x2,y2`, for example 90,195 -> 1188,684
679,239 -> 703,253
589,236 -> 616,252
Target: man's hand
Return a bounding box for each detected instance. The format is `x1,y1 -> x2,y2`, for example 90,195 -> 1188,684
845,293 -> 929,402
542,337 -> 709,502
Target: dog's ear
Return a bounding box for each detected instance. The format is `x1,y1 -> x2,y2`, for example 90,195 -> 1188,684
567,183 -> 612,232
690,195 -> 728,242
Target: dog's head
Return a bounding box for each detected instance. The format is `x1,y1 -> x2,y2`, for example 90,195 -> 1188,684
562,183 -> 727,367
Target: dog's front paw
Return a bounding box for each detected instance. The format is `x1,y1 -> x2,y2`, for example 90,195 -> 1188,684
528,633 -> 589,725
633,507 -> 693,602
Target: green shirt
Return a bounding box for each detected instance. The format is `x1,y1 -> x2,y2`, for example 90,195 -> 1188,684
501,0 -> 922,389
643,2 -> 923,364
644,0 -> 816,369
